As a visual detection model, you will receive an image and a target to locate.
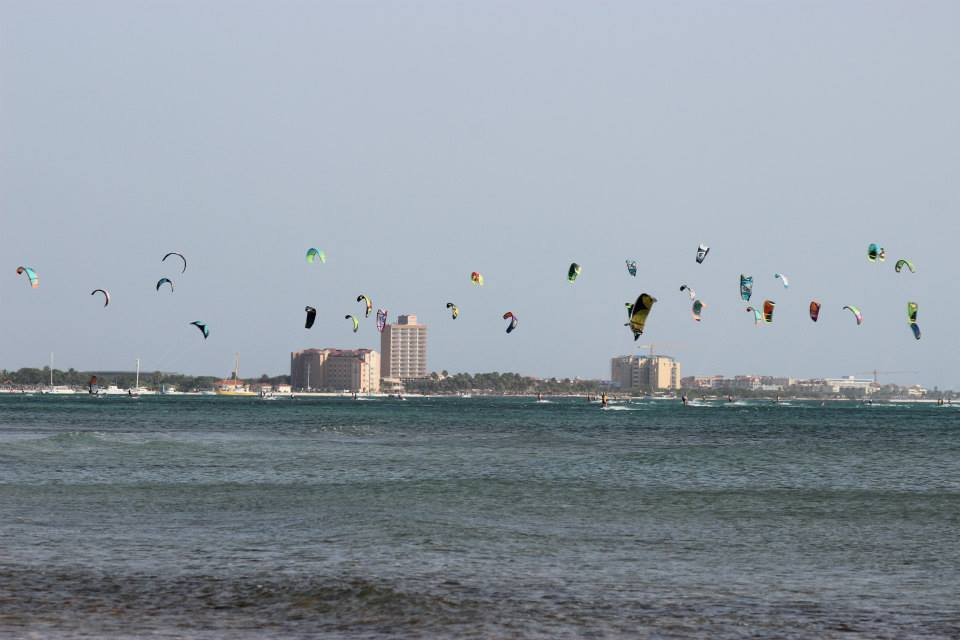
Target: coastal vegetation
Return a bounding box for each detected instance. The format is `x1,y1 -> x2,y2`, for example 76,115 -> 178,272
404,371 -> 607,395
0,367 -> 290,392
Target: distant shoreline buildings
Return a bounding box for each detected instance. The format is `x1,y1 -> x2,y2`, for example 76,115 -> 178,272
609,353 -> 930,398
289,313 -> 428,393
681,374 -> 928,397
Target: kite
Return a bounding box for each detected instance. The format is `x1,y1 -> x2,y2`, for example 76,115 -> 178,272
16,266 -> 38,288
626,260 -> 637,277
867,243 -> 886,263
775,273 -> 789,288
740,275 -> 753,302
156,278 -> 174,292
345,315 -> 359,333
679,284 -> 696,300
306,248 -> 326,264
502,311 -> 518,334
91,289 -> 110,307
843,305 -> 863,325
190,321 -> 209,339
376,309 -> 387,332
691,300 -> 705,322
305,306 -> 316,329
357,294 -> 372,318
907,301 -> 918,324
907,302 -> 920,340
763,300 -> 775,323
627,293 -> 656,339
568,263 -> 581,283
470,271 -> 484,286
809,300 -> 821,322
695,244 -> 710,264
746,306 -> 762,326
162,252 -> 187,273
895,259 -> 916,274
446,302 -> 459,319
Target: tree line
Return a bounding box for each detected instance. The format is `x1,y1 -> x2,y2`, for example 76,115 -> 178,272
403,371 -> 607,394
0,368 -> 291,391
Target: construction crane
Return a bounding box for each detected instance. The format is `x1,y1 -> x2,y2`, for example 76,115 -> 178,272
635,343 -> 684,357
855,370 -> 920,384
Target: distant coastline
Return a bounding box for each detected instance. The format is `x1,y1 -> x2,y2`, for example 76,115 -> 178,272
0,387 -> 952,405
0,365 -> 952,401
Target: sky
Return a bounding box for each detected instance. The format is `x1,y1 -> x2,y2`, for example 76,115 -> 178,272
1,1 -> 958,388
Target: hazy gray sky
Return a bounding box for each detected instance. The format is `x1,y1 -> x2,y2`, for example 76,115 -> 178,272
1,1 -> 958,387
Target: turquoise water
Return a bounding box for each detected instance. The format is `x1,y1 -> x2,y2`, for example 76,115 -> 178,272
1,396 -> 958,638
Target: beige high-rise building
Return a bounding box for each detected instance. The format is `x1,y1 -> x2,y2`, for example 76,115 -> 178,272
611,355 -> 681,393
381,314 -> 427,380
290,348 -> 380,392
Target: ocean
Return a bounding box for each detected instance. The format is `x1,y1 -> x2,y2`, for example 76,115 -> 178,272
0,395 -> 957,638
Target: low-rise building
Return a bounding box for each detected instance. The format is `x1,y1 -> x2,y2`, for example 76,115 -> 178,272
734,375 -> 762,390
906,384 -> 927,397
290,348 -> 380,393
824,376 -> 877,395
681,375 -> 719,389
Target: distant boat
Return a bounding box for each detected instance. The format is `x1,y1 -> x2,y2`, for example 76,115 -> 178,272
41,353 -> 76,395
216,387 -> 256,397
41,386 -> 75,395
215,353 -> 257,397
98,385 -> 127,396
128,359 -> 141,399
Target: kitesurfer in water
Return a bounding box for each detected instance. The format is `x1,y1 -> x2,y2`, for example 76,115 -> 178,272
681,394 -> 688,406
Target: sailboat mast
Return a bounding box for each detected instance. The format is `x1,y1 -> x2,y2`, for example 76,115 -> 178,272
135,358 -> 140,388
50,352 -> 54,386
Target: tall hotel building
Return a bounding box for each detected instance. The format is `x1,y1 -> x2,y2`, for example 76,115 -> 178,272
611,355 -> 681,393
380,314 -> 428,380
